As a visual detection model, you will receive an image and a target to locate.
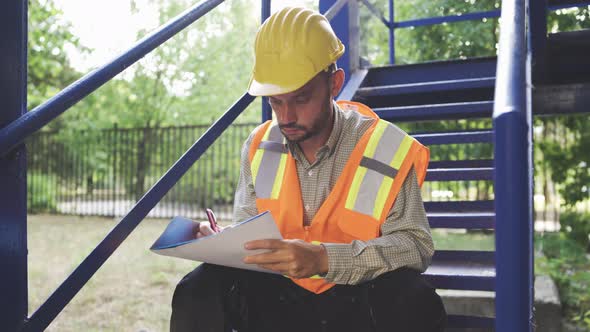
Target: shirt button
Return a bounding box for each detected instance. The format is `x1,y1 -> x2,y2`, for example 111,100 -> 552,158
308,170 -> 313,176
305,204 -> 310,212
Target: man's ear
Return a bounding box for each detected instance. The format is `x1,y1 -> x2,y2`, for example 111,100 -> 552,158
330,68 -> 345,98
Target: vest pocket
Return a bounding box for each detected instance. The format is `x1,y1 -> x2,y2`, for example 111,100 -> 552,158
337,209 -> 381,241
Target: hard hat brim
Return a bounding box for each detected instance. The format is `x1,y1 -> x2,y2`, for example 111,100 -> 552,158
247,76 -> 301,97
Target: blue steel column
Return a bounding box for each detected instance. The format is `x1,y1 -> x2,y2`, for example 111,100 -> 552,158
493,0 -> 533,330
320,0 -> 350,83
389,0 -> 395,64
261,0 -> 272,122
0,0 -> 28,330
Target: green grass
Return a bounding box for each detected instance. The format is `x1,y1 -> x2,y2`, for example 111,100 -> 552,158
28,215 -> 198,332
27,215 -> 494,331
432,229 -> 495,251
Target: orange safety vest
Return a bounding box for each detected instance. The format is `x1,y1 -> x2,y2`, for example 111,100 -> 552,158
248,101 -> 429,294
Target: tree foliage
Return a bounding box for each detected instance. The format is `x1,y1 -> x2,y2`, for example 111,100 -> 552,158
360,0 -> 500,65
537,115 -> 590,208
27,0 -> 590,208
28,0 -> 86,128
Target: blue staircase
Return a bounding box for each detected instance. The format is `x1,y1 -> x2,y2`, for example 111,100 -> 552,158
5,0 -> 590,330
346,58 -> 498,328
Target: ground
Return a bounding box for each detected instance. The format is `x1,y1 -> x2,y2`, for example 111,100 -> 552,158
26,214 -> 494,331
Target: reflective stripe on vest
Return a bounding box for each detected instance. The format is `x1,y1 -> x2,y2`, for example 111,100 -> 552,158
345,119 -> 415,220
250,122 -> 288,199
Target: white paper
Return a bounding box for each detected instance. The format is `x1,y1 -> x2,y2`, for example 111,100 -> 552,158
150,211 -> 283,273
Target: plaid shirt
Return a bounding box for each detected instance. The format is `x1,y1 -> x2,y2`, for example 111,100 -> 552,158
233,103 -> 434,285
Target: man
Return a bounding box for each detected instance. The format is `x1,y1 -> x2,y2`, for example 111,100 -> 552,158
171,7 -> 446,332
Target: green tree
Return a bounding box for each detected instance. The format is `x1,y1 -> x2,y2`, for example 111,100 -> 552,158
359,0 -> 500,65
28,0 -> 85,121
56,0 -> 263,198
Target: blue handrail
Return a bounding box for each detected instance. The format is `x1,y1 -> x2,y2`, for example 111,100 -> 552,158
0,0 -> 224,157
21,0 -> 349,329
23,93 -> 255,331
323,0 -> 349,20
492,0 -> 533,330
394,2 -> 590,29
360,0 -> 590,64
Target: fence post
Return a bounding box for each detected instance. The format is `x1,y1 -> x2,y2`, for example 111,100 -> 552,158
0,0 -> 28,330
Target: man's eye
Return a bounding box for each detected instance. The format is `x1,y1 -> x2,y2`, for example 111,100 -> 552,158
295,97 -> 310,104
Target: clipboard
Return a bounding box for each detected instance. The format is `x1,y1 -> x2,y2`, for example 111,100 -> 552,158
150,211 -> 283,273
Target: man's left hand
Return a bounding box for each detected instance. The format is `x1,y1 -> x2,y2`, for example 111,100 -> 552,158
243,239 -> 328,279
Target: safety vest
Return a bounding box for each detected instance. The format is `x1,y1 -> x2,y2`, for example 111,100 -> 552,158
248,101 -> 429,294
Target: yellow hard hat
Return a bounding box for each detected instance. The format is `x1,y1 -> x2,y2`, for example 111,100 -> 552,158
248,7 -> 345,96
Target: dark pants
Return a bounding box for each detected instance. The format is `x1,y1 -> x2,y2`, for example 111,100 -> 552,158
171,264 -> 446,332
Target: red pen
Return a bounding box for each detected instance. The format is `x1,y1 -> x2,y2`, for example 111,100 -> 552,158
205,208 -> 220,233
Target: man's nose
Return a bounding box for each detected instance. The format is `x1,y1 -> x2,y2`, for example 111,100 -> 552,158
277,103 -> 297,124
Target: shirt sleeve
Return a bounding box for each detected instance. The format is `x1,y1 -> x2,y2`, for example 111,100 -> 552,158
232,131 -> 260,223
322,167 -> 435,285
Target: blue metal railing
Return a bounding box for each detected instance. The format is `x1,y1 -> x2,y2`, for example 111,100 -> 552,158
492,0 -> 533,330
0,0 -> 350,330
0,0 -> 553,328
0,1 -> 28,330
0,0 -> 231,329
0,0 -> 224,157
359,0 -> 590,64
22,93 -> 255,331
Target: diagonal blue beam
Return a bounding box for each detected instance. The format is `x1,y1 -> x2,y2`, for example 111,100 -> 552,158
22,93 -> 256,332
0,0 -> 224,157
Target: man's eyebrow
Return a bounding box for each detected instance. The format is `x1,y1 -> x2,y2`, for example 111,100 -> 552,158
294,89 -> 312,98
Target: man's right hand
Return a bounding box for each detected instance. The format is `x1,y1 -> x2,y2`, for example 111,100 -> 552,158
194,222 -> 224,239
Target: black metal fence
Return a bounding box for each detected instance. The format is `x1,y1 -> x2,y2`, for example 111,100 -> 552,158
27,123 -> 258,220
26,116 -> 588,226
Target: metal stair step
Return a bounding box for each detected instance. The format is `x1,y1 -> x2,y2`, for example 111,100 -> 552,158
428,212 -> 495,229
413,129 -> 493,145
375,101 -> 494,122
357,77 -> 495,98
428,159 -> 493,169
361,57 -> 497,87
425,167 -> 493,181
425,250 -> 495,291
424,200 -> 494,213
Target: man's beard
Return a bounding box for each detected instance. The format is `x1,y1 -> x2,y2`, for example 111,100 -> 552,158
279,98 -> 333,144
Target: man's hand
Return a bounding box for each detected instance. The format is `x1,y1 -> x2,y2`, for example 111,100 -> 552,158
194,223 -> 226,239
243,239 -> 328,279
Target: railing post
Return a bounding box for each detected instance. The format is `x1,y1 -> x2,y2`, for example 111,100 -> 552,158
348,0 -> 360,72
493,0 -> 533,330
320,0 -> 351,84
261,0 -> 272,123
389,0 -> 395,64
0,0 -> 28,330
